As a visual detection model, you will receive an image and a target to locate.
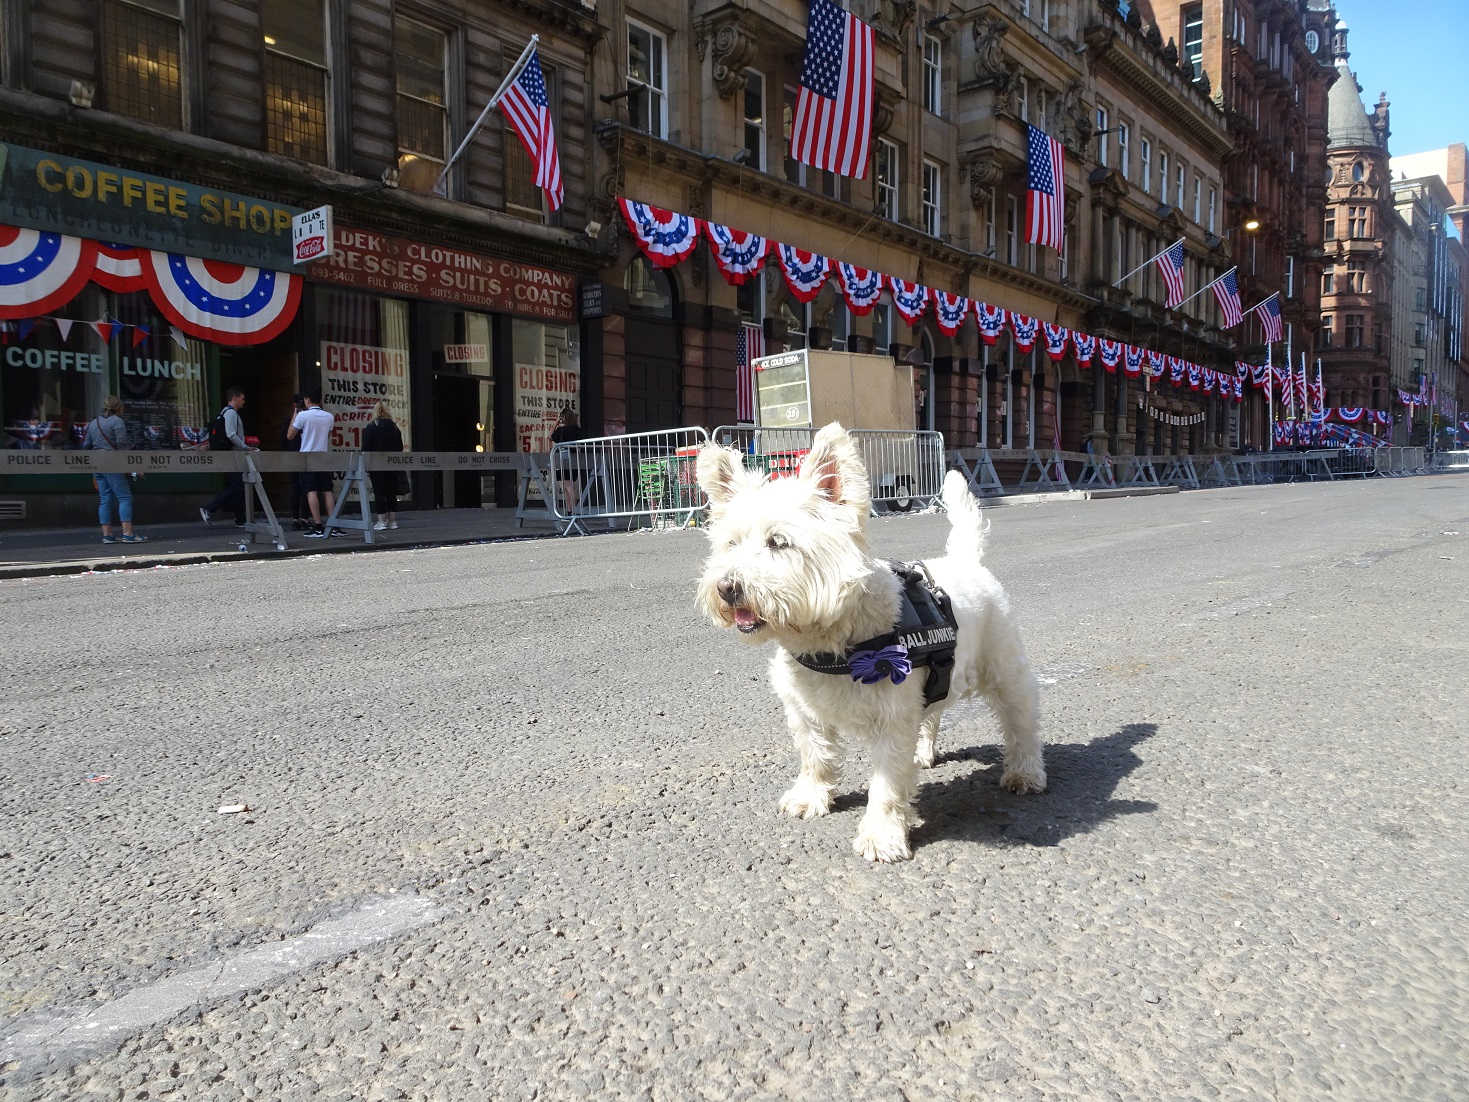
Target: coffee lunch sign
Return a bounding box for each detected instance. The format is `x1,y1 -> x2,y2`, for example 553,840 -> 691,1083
309,227 -> 576,323
320,341 -> 413,451
0,142 -> 303,270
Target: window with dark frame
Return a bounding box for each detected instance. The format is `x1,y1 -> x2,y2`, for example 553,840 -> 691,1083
1345,313 -> 1363,348
1320,314 -> 1333,347
395,15 -> 448,184
743,70 -> 765,171
1182,4 -> 1203,79
876,138 -> 899,222
263,0 -> 330,164
922,34 -> 941,115
627,21 -> 667,139
101,0 -> 185,130
1324,209 -> 1335,240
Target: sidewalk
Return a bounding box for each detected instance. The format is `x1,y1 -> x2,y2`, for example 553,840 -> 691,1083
0,507 -> 565,580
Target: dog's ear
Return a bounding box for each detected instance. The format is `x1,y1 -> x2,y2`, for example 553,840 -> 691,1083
696,443 -> 747,507
799,422 -> 870,516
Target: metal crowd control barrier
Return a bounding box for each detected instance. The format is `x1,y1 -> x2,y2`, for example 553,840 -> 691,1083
1014,449 -> 1070,492
1078,445 -> 1118,489
549,426 -> 711,536
710,426 -> 947,513
1433,450 -> 1469,470
1325,448 -> 1376,478
1198,457 -> 1236,488
1156,455 -> 1201,489
1119,454 -> 1162,487
948,447 -> 1005,496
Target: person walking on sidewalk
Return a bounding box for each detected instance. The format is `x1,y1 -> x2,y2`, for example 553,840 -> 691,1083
199,387 -> 256,527
288,392 -> 336,537
361,402 -> 404,531
83,395 -> 146,544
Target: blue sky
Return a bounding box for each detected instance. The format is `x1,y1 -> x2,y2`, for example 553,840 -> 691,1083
1334,1 -> 1469,156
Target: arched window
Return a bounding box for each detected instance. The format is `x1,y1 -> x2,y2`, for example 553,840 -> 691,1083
624,256 -> 674,316
1351,161 -> 1365,183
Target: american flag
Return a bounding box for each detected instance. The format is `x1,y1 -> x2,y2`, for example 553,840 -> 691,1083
736,323 -> 763,423
1025,125 -> 1065,252
1154,240 -> 1187,308
1254,293 -> 1283,344
1211,268 -> 1243,328
791,0 -> 874,179
498,48 -> 563,211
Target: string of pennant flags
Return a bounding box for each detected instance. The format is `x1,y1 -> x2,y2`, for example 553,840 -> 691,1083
0,315 -> 191,350
620,198 -> 1257,403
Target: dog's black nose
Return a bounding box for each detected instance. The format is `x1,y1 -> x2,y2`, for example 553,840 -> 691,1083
717,577 -> 743,605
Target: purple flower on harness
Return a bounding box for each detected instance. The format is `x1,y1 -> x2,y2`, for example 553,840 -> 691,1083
848,644 -> 912,686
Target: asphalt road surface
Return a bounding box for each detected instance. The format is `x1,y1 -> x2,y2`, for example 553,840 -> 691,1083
2,474 -> 1467,1100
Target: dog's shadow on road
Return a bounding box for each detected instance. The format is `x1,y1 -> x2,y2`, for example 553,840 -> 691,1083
907,722 -> 1159,850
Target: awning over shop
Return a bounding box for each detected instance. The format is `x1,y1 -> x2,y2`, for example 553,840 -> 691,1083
0,224 -> 301,346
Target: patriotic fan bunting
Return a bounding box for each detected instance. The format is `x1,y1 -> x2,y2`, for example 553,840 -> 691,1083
1336,407 -> 1365,423
932,291 -> 970,337
1235,361 -> 1250,379
92,242 -> 146,292
140,252 -> 301,346
1168,356 -> 1186,385
888,277 -> 929,325
0,226 -> 98,319
834,262 -> 883,314
1201,367 -> 1215,394
1071,331 -> 1095,367
1250,363 -> 1271,390
1187,363 -> 1201,391
777,245 -> 831,303
1042,323 -> 1070,362
1009,313 -> 1038,354
1122,345 -> 1143,377
1234,377 -> 1245,402
975,302 -> 1007,345
703,223 -> 769,286
1098,339 -> 1122,373
619,199 -> 702,269
1146,350 -> 1165,378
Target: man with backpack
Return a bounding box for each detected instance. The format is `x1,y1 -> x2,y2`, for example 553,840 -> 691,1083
199,387 -> 254,526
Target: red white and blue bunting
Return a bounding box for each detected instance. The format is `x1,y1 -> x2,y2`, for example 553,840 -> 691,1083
1146,350 -> 1165,379
1098,339 -> 1122,373
1072,331 -> 1095,367
777,245 -> 831,303
141,253 -> 301,346
1009,313 -> 1038,354
975,302 -> 1007,345
888,277 -> 929,326
0,227 -> 99,320
703,222 -> 769,286
619,199 -> 702,269
1122,345 -> 1143,378
92,242 -> 146,293
932,291 -> 970,337
834,262 -> 883,315
1187,362 -> 1201,390
1042,323 -> 1070,362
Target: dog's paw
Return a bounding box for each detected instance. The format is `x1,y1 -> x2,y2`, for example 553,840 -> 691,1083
914,740 -> 936,769
1000,761 -> 1047,794
778,778 -> 833,820
853,815 -> 912,863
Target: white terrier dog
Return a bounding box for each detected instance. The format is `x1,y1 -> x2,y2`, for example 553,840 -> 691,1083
695,423 -> 1044,862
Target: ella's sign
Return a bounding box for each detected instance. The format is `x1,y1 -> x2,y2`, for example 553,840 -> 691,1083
292,205 -> 333,263
308,227 -> 576,323
0,142 -> 304,270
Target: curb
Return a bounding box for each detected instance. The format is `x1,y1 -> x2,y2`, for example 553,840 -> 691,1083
976,485 -> 1182,507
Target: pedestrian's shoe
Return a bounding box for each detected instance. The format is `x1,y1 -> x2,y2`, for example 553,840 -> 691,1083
373,519 -> 388,531
199,507 -> 212,526
388,521 -> 399,530
118,533 -> 148,543
303,526 -> 327,539
101,534 -> 119,544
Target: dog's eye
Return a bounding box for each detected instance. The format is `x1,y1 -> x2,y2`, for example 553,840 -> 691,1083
766,534 -> 789,551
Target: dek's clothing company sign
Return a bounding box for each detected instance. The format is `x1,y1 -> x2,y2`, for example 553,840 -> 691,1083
308,227 -> 576,323
0,142 -> 304,270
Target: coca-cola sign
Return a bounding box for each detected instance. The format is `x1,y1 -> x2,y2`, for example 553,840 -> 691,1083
308,227 -> 577,323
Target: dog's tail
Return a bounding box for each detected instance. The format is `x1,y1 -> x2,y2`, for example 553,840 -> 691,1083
941,469 -> 986,562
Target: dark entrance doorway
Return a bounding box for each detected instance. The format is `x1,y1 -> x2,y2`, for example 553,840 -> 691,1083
623,257 -> 682,433
432,373 -> 483,507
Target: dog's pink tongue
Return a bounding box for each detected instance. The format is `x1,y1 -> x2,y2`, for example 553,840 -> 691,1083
734,609 -> 758,627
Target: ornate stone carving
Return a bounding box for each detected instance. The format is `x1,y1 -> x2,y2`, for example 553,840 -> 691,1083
873,88 -> 897,137
1196,69 -> 1211,95
972,13 -> 1011,82
1162,37 -> 1178,66
1056,79 -> 1092,152
869,0 -> 916,43
1145,23 -> 1163,50
708,17 -> 757,100
967,156 -> 1003,206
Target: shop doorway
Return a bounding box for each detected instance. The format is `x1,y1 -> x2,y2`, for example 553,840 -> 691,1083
432,373 -> 487,507
623,257 -> 682,433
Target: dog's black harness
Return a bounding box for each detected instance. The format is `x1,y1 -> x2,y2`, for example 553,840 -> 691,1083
791,561 -> 958,705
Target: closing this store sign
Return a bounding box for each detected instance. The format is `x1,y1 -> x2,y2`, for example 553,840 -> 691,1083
513,321 -> 580,453
320,340 -> 413,449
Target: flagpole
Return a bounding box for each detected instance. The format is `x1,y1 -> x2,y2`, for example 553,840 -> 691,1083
1266,340 -> 1274,451
1242,291 -> 1279,318
1173,265 -> 1236,311
435,34 -> 540,195
1113,237 -> 1184,287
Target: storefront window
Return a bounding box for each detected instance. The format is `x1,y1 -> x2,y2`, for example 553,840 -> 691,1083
315,287 -> 413,449
512,318 -> 579,452
2,286 -> 214,450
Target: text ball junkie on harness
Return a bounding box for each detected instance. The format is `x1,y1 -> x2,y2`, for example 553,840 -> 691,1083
791,561 -> 959,706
